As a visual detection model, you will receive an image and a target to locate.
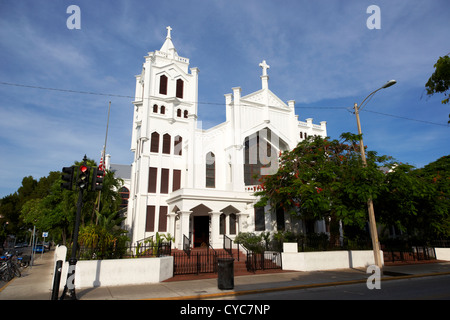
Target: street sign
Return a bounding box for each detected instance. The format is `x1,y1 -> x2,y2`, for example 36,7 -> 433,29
42,232 -> 48,238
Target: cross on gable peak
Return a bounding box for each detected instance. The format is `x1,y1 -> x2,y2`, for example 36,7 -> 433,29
259,60 -> 270,76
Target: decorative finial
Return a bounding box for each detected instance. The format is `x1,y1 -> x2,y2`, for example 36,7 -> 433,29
259,60 -> 270,76
166,26 -> 172,39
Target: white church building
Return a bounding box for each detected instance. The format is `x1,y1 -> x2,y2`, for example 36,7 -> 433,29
118,27 -> 328,249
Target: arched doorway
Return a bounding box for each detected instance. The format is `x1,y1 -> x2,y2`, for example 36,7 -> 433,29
190,204 -> 212,248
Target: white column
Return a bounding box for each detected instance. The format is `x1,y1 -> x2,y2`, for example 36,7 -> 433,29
209,211 -> 221,249
178,211 -> 192,249
167,212 -> 177,248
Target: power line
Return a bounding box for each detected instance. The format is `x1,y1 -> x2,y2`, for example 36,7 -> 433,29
0,81 -> 447,127
362,109 -> 448,127
0,81 -> 346,109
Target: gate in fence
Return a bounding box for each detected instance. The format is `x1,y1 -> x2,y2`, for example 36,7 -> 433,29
245,250 -> 282,272
173,248 -> 231,275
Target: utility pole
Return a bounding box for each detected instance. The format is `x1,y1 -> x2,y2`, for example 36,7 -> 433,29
354,102 -> 383,271
352,79 -> 396,273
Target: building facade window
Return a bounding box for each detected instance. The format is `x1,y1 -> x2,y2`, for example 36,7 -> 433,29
162,133 -> 171,154
172,169 -> 181,191
176,79 -> 184,99
148,167 -> 158,193
158,206 -> 168,232
159,75 -> 168,95
119,187 -> 129,208
276,207 -> 285,231
146,205 -> 156,232
153,104 -> 158,113
177,108 -> 182,117
174,135 -> 182,155
229,213 -> 237,235
160,168 -> 169,194
205,152 -> 215,188
150,132 -> 159,153
183,110 -> 188,118
254,207 -> 265,231
160,105 -> 165,114
220,214 -> 226,235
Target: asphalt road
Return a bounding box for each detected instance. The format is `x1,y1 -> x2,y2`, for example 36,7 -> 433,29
216,274 -> 450,300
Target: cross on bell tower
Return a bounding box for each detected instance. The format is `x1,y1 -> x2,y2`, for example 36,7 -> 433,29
166,26 -> 172,39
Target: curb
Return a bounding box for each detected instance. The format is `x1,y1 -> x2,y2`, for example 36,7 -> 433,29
147,271 -> 450,300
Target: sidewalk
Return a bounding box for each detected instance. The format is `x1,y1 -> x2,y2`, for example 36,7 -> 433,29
1,250 -> 450,300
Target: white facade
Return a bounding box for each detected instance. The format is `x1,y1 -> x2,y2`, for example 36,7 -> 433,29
125,27 -> 327,249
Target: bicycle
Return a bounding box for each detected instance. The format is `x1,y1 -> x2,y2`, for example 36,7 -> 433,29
0,253 -> 21,282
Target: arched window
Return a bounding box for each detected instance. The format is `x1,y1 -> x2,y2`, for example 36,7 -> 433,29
176,79 -> 184,99
174,135 -> 182,156
153,104 -> 158,113
177,108 -> 182,117
150,132 -> 160,153
219,214 -> 226,235
162,133 -> 171,154
206,152 -> 215,188
229,213 -> 237,235
159,75 -> 168,95
300,132 -> 303,139
160,105 -> 165,114
183,110 -> 188,118
119,187 -> 130,208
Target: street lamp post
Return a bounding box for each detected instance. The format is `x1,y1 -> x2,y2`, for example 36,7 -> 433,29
354,80 -> 396,272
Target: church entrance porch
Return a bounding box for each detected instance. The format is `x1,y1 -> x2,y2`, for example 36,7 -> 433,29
193,215 -> 209,248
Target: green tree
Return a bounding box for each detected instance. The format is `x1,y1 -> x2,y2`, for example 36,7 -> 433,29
255,133 -> 394,243
376,157 -> 450,240
20,157 -> 126,246
425,54 -> 450,123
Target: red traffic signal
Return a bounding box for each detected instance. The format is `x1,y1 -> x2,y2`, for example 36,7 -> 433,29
77,164 -> 90,190
91,167 -> 104,191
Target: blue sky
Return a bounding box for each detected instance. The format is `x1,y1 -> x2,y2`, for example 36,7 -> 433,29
0,0 -> 449,198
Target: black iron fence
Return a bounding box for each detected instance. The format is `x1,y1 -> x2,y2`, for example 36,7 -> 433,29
76,241 -> 172,260
383,246 -> 436,263
246,250 -> 282,273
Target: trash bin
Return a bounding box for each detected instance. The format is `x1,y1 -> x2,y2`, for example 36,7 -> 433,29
217,258 -> 234,290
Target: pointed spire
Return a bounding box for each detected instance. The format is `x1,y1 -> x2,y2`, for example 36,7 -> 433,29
160,26 -> 177,55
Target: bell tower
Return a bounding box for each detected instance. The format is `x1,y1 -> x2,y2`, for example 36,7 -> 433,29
127,26 -> 199,244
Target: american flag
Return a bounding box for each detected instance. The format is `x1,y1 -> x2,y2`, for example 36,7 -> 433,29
98,152 -> 104,171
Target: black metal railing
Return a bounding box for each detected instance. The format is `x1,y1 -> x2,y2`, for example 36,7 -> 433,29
183,234 -> 191,256
223,235 -> 233,256
383,246 -> 436,263
77,241 -> 171,260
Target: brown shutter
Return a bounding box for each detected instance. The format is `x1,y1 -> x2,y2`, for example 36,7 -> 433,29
160,168 -> 169,194
150,132 -> 159,153
148,167 -> 157,193
158,206 -> 168,232
173,169 -> 181,191
159,75 -> 168,95
176,79 -> 184,98
146,206 -> 155,232
162,134 -> 171,154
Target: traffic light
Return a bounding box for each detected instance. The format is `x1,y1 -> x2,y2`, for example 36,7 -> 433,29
77,164 -> 90,190
61,166 -> 75,190
91,167 -> 104,191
